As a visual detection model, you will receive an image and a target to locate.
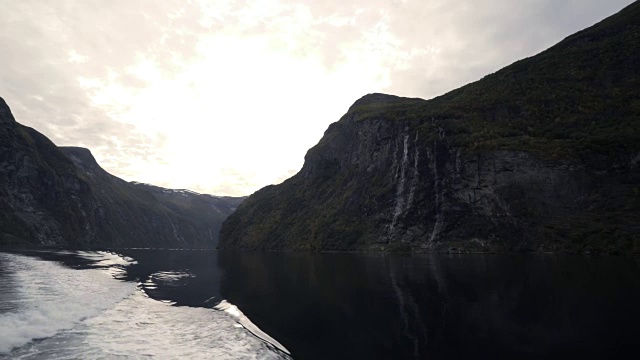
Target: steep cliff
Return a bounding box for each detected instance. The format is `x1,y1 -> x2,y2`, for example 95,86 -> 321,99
0,99 -> 242,248
219,2 -> 640,253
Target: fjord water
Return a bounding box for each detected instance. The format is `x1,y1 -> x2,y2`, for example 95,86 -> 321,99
0,250 -> 287,359
219,253 -> 640,359
1,251 -> 638,359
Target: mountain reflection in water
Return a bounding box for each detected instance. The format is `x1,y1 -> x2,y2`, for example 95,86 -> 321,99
218,252 -> 640,360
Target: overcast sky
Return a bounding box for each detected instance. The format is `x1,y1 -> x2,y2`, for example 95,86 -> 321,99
0,0 -> 634,196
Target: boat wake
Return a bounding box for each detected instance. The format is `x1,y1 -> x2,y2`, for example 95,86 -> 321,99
0,251 -> 288,359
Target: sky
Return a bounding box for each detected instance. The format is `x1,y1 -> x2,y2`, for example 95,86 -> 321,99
0,0 -> 634,196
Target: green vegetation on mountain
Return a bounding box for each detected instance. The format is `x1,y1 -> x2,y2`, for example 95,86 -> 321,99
351,2 -> 640,159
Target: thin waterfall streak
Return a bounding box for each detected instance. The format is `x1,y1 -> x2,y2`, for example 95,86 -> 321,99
392,136 -> 400,181
428,140 -> 443,246
162,208 -> 184,244
390,128 -> 409,236
406,132 -> 420,210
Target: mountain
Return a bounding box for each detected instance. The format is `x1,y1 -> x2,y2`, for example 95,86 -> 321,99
219,2 -> 640,253
0,98 -> 243,248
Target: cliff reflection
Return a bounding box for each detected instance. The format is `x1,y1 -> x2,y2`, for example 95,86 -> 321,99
218,252 -> 639,360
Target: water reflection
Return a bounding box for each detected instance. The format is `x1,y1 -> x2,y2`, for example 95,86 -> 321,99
0,254 -> 20,314
5,250 -> 638,359
134,251 -> 216,304
218,252 -> 640,360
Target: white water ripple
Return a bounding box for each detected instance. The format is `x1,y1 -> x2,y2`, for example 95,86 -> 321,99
0,252 -> 134,354
0,252 -> 285,359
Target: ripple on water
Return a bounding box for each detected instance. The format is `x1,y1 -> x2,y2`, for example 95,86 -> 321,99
0,252 -> 288,359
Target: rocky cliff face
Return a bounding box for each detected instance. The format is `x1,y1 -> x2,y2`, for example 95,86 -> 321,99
0,99 -> 242,248
219,3 -> 640,253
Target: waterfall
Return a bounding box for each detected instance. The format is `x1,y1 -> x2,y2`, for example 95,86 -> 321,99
162,209 -> 184,244
428,128 -> 445,247
391,133 -> 400,182
389,128 -> 420,242
406,132 -> 420,210
389,129 -> 409,235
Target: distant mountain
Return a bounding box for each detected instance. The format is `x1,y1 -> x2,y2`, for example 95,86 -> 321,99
0,98 -> 243,248
219,2 -> 640,253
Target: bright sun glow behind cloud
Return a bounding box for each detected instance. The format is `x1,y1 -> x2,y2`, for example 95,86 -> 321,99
0,0 -> 633,196
73,3 -> 398,195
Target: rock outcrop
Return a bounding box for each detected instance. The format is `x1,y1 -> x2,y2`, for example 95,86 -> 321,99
0,99 -> 242,248
219,2 -> 640,253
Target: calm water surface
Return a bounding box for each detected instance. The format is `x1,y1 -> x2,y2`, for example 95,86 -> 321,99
218,252 -> 640,359
1,250 -> 638,359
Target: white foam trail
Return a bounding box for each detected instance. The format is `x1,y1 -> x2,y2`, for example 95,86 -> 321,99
75,250 -> 137,266
1,252 -> 287,359
8,292 -> 283,359
216,300 -> 291,356
0,253 -> 135,354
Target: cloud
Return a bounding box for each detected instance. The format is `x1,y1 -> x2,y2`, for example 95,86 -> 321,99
0,0 -> 634,196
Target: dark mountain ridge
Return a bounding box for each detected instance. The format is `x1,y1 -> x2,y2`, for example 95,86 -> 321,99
219,2 -> 640,253
0,99 -> 242,248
